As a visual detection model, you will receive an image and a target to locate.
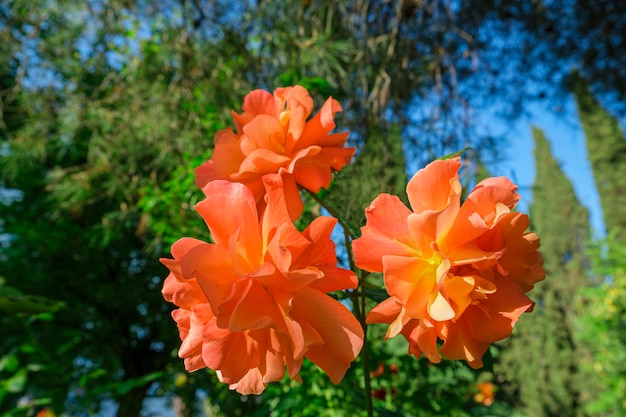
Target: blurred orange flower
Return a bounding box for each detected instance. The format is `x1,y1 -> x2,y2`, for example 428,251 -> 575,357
35,409 -> 56,417
474,381 -> 496,406
195,86 -> 355,220
371,387 -> 397,400
353,157 -> 545,368
370,363 -> 385,378
161,175 -> 363,394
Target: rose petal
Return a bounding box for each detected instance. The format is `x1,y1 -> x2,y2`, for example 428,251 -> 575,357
353,194 -> 418,272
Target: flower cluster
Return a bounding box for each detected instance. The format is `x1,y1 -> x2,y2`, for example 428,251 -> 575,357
161,85 -> 545,396
353,157 -> 545,368
161,87 -> 362,394
194,85 -> 355,221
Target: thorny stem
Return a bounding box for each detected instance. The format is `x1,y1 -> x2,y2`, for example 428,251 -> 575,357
307,189 -> 374,417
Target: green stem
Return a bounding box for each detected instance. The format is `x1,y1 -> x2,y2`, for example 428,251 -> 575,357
309,189 -> 374,417
344,227 -> 373,417
305,189 -> 358,240
359,271 -> 374,417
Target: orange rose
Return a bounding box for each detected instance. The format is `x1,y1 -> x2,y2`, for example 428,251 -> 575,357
353,157 -> 544,368
195,86 -> 355,220
161,175 -> 363,394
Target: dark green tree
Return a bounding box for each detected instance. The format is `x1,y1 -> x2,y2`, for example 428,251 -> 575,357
498,127 -> 594,417
0,1 -> 253,415
572,74 -> 626,239
571,73 -> 626,417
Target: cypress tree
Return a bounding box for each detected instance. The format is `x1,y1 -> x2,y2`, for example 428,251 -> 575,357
572,73 -> 626,238
499,127 -> 593,417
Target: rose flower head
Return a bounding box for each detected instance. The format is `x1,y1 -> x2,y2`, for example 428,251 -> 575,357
195,86 -> 355,220
352,157 -> 545,368
161,174 -> 363,394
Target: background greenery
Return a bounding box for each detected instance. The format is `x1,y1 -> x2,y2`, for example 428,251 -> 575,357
1,1 -> 625,416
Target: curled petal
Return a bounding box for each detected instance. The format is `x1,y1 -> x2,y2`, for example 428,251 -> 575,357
209,129 -> 245,175
407,157 -> 462,215
194,129 -> 243,189
473,176 -> 520,210
291,147 -> 355,192
366,297 -> 402,325
220,279 -> 282,331
439,319 -> 491,368
280,173 -> 305,221
180,243 -> 239,311
232,89 -> 278,131
172,307 -> 206,372
353,193 -> 418,272
487,213 -> 546,291
291,287 -> 364,384
402,319 -> 441,364
428,291 -> 456,322
161,273 -> 206,308
274,289 -> 323,359
405,158 -> 463,247
242,89 -> 279,116
442,176 -> 520,249
202,327 -> 260,386
160,238 -> 209,307
300,216 -> 358,293
224,369 -> 266,396
235,149 -> 291,178
261,173 -> 304,235
297,216 -> 338,266
381,255 -> 439,320
295,97 -> 345,151
463,278 -> 534,343
443,274 -> 475,320
196,181 -> 262,254
241,115 -> 288,156
275,85 -> 314,142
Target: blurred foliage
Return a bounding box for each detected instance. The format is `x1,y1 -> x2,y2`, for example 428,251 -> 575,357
325,124 -> 408,230
573,73 -> 626,239
0,277 -> 64,315
576,233 -> 626,416
185,330 -> 513,417
1,0 -> 626,415
498,127 -> 594,417
573,74 -> 626,417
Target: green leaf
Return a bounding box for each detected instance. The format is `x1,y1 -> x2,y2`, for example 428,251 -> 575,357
0,285 -> 22,298
115,371 -> 164,395
0,293 -> 64,314
3,369 -> 27,393
438,147 -> 472,160
365,288 -> 390,303
0,353 -> 19,373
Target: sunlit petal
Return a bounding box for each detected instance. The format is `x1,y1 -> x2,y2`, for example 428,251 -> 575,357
353,193 -> 418,272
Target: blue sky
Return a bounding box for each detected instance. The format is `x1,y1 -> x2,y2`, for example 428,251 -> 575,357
490,98 -> 606,238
